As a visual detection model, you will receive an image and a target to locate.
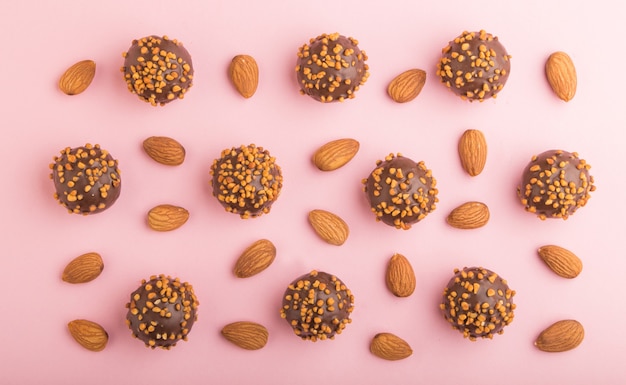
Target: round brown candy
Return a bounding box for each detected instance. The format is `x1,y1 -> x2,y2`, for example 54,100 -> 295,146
440,267 -> 516,340
517,149 -> 595,220
436,30 -> 511,101
125,274 -> 199,349
49,144 -> 121,215
362,153 -> 438,230
280,270 -> 354,341
121,35 -> 194,106
295,32 -> 370,103
210,144 -> 283,219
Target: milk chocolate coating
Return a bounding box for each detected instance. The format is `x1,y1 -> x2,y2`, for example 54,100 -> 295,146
363,154 -> 438,230
122,35 -> 194,106
125,275 -> 199,349
50,144 -> 121,215
280,271 -> 354,341
296,33 -> 369,102
517,150 -> 594,220
436,30 -> 511,101
440,267 -> 516,340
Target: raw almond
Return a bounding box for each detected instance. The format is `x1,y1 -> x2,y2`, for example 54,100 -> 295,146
59,60 -> 96,95
387,69 -> 427,103
545,51 -> 577,102
535,319 -> 584,352
229,54 -> 259,98
62,252 -> 104,284
370,332 -> 413,360
234,239 -> 276,278
308,209 -> 349,246
312,138 -> 360,171
458,129 -> 487,176
446,201 -> 490,229
537,245 -> 583,278
385,253 -> 416,297
221,321 -> 269,350
68,319 -> 108,352
147,204 -> 189,231
143,136 -> 186,166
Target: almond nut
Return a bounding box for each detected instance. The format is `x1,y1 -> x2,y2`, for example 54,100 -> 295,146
312,138 -> 360,171
143,136 -> 186,166
234,239 -> 276,278
147,204 -> 189,231
538,245 -> 583,278
68,319 -> 108,352
308,209 -> 349,246
229,54 -> 259,98
446,201 -> 490,229
385,253 -> 416,297
370,332 -> 413,360
458,129 -> 487,176
221,321 -> 269,350
59,60 -> 96,95
535,319 -> 584,352
62,252 -> 104,284
387,69 -> 427,103
545,51 -> 577,102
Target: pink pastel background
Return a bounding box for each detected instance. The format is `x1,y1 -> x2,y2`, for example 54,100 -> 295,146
2,0 -> 625,384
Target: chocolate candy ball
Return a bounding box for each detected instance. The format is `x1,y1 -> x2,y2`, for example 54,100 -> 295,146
210,144 -> 283,219
125,274 -> 199,349
440,267 -> 516,340
121,35 -> 194,106
296,32 -> 370,103
49,143 -> 121,215
280,270 -> 354,341
436,30 -> 511,101
362,153 -> 438,230
517,150 -> 595,220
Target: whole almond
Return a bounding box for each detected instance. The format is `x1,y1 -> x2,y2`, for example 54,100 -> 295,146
535,319 -> 584,352
312,138 -> 360,171
538,245 -> 583,278
545,51 -> 577,102
234,239 -> 276,278
143,136 -> 186,166
229,54 -> 259,98
387,69 -> 427,103
385,253 -> 416,297
59,60 -> 96,95
446,201 -> 490,229
62,252 -> 104,284
308,209 -> 349,246
370,332 -> 413,360
458,129 -> 487,176
147,204 -> 189,231
68,319 -> 108,352
221,321 -> 269,350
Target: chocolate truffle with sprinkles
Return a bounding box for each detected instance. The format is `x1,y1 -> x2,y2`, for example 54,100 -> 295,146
436,30 -> 511,101
125,274 -> 199,349
362,153 -> 438,230
517,149 -> 595,220
440,267 -> 516,340
280,270 -> 354,341
49,143 -> 121,215
210,144 -> 283,219
121,35 -> 194,106
296,32 -> 370,103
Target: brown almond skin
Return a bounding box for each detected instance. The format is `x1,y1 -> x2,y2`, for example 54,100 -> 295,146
535,319 -> 584,352
68,319 -> 108,352
312,138 -> 360,171
370,332 -> 413,360
147,204 -> 189,231
62,252 -> 104,284
458,129 -> 487,176
446,201 -> 490,229
59,60 -> 96,95
229,54 -> 259,98
387,69 -> 426,103
538,245 -> 583,278
385,253 -> 416,297
234,239 -> 276,278
545,51 -> 577,102
221,321 -> 269,350
308,209 -> 350,246
143,136 -> 186,166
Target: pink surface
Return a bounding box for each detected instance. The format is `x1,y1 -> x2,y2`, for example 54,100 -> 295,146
3,1 -> 625,384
